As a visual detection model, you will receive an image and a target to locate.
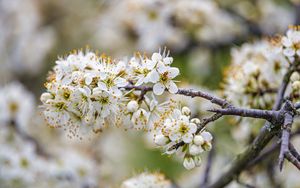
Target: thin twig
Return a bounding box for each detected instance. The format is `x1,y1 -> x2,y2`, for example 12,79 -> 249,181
123,85 -> 231,107
200,139 -> 215,188
289,143 -> 300,161
284,151 -> 300,170
169,113 -> 223,151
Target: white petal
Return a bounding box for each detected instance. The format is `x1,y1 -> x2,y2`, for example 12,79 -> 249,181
99,72 -> 107,80
97,82 -> 107,91
283,48 -> 296,57
135,77 -> 145,86
146,59 -> 156,69
297,49 -> 300,56
281,37 -> 292,47
163,57 -> 173,65
115,77 -> 128,87
169,132 -> 181,142
157,62 -> 168,74
152,53 -> 162,63
146,70 -> 159,83
85,75 -> 93,85
153,83 -> 165,95
182,133 -> 193,143
168,67 -> 179,78
201,131 -> 213,142
188,123 -> 197,133
166,81 -> 178,94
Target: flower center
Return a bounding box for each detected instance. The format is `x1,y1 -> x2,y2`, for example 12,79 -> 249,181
55,102 -> 66,110
160,72 -> 169,83
99,96 -> 109,105
179,122 -> 189,134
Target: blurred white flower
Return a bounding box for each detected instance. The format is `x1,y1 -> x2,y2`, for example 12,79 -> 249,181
121,172 -> 172,188
0,82 -> 35,132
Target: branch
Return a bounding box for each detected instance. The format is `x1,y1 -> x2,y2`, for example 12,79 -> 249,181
208,107 -> 278,123
123,85 -> 231,108
207,65 -> 294,188
284,151 -> 300,170
278,103 -> 295,171
289,143 -> 300,161
247,129 -> 300,168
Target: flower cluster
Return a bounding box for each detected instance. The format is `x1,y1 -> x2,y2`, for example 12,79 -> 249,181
41,49 -> 179,138
0,129 -> 100,188
121,172 -> 172,188
41,48 -> 215,170
154,106 -> 213,170
279,26 -> 300,62
95,0 -> 245,53
223,40 -> 288,109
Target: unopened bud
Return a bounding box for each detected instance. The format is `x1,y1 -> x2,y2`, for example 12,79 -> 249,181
193,135 -> 204,146
191,118 -> 201,125
291,72 -> 300,82
183,156 -> 195,170
127,100 -> 139,112
202,142 -> 212,151
40,93 -> 53,103
193,155 -> 202,167
182,106 -> 191,116
154,135 -> 169,146
189,144 -> 203,156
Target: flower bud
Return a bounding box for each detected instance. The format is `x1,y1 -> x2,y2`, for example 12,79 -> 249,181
292,81 -> 300,90
181,106 -> 191,116
154,135 -> 169,146
40,93 -> 53,103
193,155 -> 202,167
193,135 -> 204,146
202,142 -> 212,151
189,144 -> 203,156
191,118 -> 201,125
127,100 -> 139,112
183,156 -> 195,170
291,72 -> 300,82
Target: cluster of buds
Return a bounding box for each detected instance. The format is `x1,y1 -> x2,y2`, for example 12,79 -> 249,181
154,106 -> 213,170
290,71 -> 300,100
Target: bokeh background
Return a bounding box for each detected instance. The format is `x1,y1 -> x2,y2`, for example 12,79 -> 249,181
1,0 -> 300,187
